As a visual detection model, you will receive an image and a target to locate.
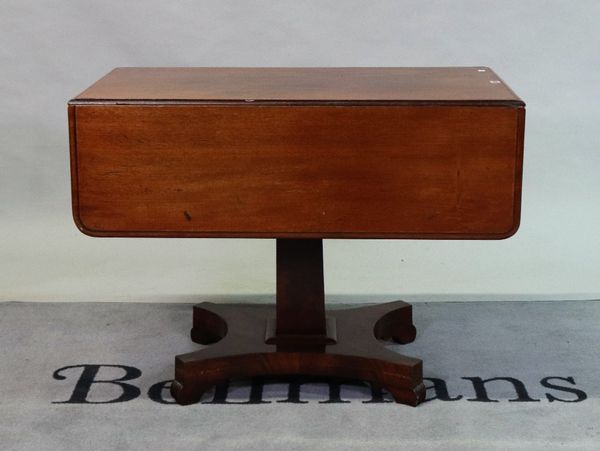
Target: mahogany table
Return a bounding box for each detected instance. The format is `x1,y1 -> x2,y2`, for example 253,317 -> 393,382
68,67 -> 525,406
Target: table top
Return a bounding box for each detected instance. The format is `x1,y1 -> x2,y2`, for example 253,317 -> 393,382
73,67 -> 523,105
70,67 -> 524,239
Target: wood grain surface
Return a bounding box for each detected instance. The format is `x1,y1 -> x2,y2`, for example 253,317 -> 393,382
72,67 -> 523,104
172,300 -> 425,406
70,103 -> 524,238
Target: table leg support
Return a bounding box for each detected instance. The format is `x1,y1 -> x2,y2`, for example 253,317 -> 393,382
171,239 -> 424,406
171,301 -> 425,406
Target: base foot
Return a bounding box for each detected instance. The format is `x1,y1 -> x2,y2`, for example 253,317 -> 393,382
172,301 -> 424,407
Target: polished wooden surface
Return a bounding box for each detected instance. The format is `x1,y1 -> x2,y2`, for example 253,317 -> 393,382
171,238 -> 425,406
70,103 -> 524,238
73,67 -> 522,104
172,300 -> 424,406
68,67 -> 525,407
276,239 -> 326,341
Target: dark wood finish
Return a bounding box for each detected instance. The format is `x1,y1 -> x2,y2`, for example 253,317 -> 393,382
171,300 -> 424,406
69,103 -> 524,239
270,239 -> 332,351
172,238 -> 424,406
68,67 -> 526,408
73,67 -> 522,104
276,239 -> 326,339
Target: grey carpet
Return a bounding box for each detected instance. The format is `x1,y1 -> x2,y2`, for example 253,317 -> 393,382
1,300 -> 599,450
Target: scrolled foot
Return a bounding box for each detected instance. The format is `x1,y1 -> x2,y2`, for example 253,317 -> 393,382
190,327 -> 224,345
190,303 -> 228,345
170,379 -> 211,405
372,302 -> 418,344
386,382 -> 426,406
391,323 -> 417,345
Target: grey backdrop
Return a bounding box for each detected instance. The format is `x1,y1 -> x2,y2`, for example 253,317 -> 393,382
1,0 -> 599,302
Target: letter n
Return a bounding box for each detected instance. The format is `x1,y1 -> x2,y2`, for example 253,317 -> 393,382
463,377 -> 540,402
